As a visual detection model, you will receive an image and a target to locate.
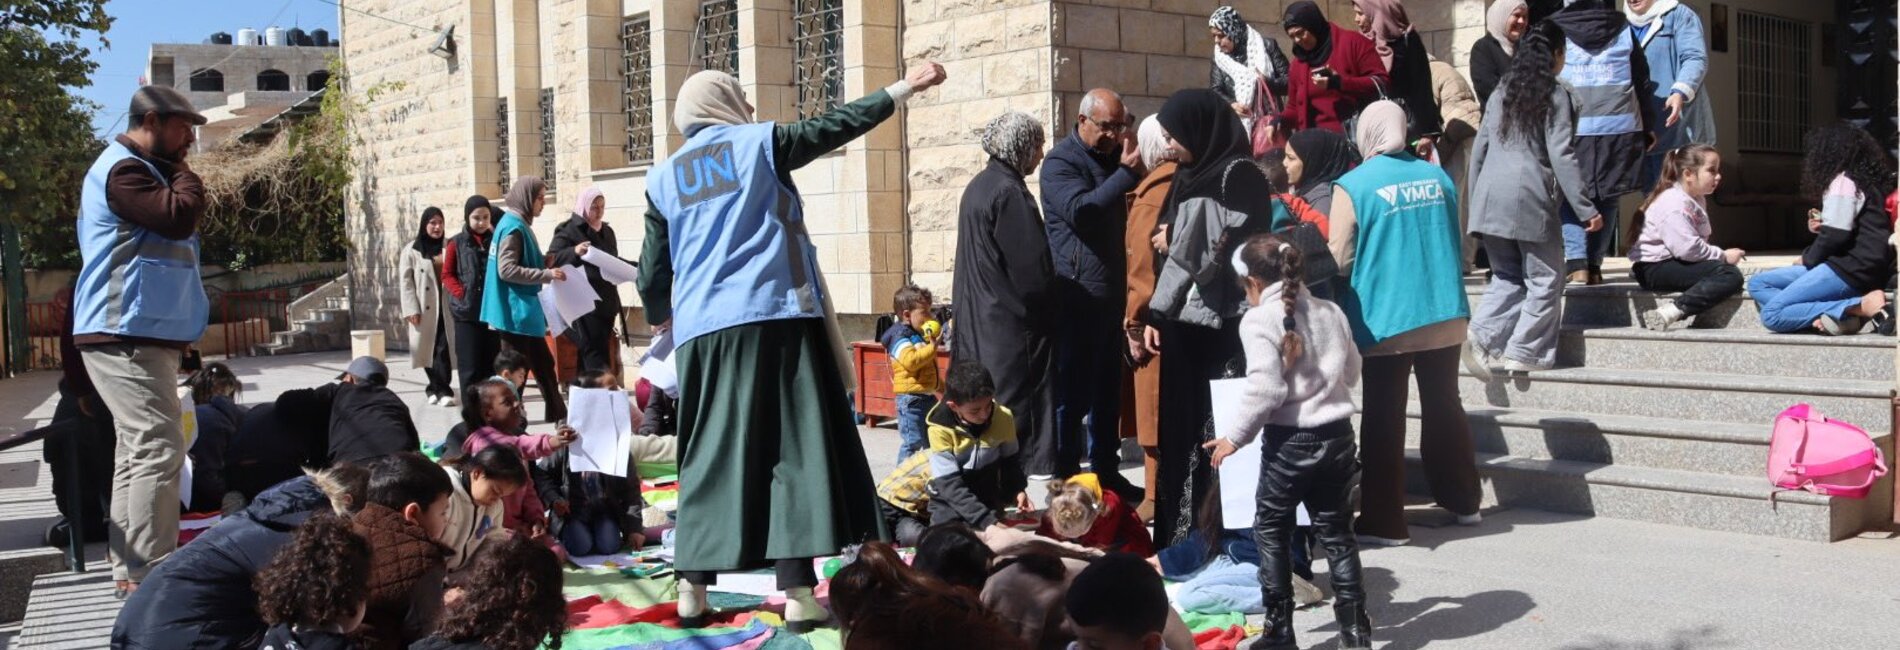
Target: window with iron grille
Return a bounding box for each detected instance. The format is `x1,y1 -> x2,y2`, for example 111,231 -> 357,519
1736,11 -> 1812,153
622,16 -> 654,165
497,98 -> 511,190
539,88 -> 557,188
793,0 -> 844,118
694,0 -> 739,77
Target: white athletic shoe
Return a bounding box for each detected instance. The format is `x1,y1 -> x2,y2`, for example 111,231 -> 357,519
426,395 -> 441,406
1461,339 -> 1496,382
1641,304 -> 1686,331
1502,359 -> 1554,373
440,395 -> 458,407
1455,511 -> 1483,526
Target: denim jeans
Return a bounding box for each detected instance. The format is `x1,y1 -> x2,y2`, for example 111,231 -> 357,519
1054,286 -> 1123,478
559,514 -> 623,557
1560,197 -> 1620,270
1749,264 -> 1865,333
894,393 -> 937,463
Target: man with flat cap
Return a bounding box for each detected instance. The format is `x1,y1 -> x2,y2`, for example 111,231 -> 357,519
71,84 -> 209,596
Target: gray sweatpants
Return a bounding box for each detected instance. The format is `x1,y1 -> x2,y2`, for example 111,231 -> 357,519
79,343 -> 185,582
1468,235 -> 1566,368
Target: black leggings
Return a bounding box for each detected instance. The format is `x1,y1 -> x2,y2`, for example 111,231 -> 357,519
1253,420 -> 1363,608
567,307 -> 618,375
453,319 -> 500,394
423,311 -> 455,398
1633,260 -> 1745,316
499,332 -> 566,421
679,560 -> 818,591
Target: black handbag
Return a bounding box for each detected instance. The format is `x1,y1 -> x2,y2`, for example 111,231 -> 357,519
1279,220 -> 1338,286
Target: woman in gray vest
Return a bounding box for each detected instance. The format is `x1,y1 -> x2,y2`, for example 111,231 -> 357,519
636,63 -> 947,632
1466,21 -> 1600,374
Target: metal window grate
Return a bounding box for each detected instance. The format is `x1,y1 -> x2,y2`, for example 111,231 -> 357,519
1736,11 -> 1812,153
540,88 -> 557,188
694,0 -> 739,77
497,98 -> 511,190
622,16 -> 654,165
793,0 -> 844,119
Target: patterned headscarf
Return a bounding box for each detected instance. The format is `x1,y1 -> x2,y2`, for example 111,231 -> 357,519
980,111 -> 1047,176
1209,6 -> 1276,109
1354,0 -> 1414,70
1209,6 -> 1247,43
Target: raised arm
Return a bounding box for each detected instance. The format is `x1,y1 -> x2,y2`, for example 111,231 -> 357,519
636,198 -> 674,326
774,62 -> 947,172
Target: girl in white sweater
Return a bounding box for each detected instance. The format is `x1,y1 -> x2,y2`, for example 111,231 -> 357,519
1203,232 -> 1370,650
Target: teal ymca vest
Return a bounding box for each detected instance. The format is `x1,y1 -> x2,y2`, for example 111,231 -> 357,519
647,122 -> 827,344
1334,154 -> 1470,349
73,140 -> 209,342
1562,31 -> 1641,136
479,211 -> 548,337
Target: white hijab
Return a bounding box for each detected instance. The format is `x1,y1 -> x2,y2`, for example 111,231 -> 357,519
1624,0 -> 1682,29
673,70 -> 753,136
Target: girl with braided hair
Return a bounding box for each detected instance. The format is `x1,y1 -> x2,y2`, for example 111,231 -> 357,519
1203,233 -> 1369,649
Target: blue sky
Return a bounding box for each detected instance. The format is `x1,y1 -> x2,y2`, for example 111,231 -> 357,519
75,0 -> 339,135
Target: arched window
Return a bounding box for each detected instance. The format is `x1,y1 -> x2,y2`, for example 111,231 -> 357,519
306,70 -> 332,91
257,69 -> 290,92
188,68 -> 224,92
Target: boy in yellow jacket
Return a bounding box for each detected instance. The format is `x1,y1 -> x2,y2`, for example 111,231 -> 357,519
879,284 -> 941,462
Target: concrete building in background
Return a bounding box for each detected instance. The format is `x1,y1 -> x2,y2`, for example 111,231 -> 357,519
145,31 -> 338,150
336,0 -> 1890,343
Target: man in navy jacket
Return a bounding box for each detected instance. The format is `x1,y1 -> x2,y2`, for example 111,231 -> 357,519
1039,88 -> 1145,502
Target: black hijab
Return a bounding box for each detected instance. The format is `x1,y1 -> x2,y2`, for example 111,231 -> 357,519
1158,89 -> 1255,202
1288,129 -> 1358,195
412,207 -> 445,258
1284,1 -> 1334,66
462,195 -> 493,248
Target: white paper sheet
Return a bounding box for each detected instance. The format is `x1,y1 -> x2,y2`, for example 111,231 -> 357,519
548,265 -> 599,324
707,571 -> 781,597
568,388 -> 633,477
180,456 -> 195,510
582,247 -> 641,285
638,331 -> 679,398
1212,378 -> 1309,530
539,290 -> 569,337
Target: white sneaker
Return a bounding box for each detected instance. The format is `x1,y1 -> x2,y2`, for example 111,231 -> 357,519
426,395 -> 441,406
1502,359 -> 1554,373
1455,511 -> 1483,526
1817,314 -> 1867,336
1460,339 -> 1496,382
440,395 -> 458,407
1641,304 -> 1686,331
1356,534 -> 1410,547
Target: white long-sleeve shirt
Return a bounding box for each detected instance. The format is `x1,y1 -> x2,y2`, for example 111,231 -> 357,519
1223,283 -> 1362,446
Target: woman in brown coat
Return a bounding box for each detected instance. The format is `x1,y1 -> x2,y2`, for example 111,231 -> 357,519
1120,115 -> 1176,521
1430,57 -> 1484,269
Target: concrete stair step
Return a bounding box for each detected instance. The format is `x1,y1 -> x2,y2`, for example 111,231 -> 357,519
1397,404 -> 1770,477
1465,281 -> 1767,331
1402,449 -> 1880,541
15,571 -> 119,648
1557,326 -> 1895,381
1454,366 -> 1893,426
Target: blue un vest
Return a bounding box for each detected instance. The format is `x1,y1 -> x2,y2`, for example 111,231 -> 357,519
1333,154 -> 1470,349
647,123 -> 824,345
1561,31 -> 1641,136
479,211 -> 548,337
73,140 -> 209,342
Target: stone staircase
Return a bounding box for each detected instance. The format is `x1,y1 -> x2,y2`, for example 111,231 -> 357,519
253,274 -> 352,356
1397,266 -> 1896,542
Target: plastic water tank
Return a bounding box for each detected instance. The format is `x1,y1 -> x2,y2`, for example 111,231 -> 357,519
210,31 -> 233,45
237,28 -> 258,46
265,26 -> 286,46
287,28 -> 309,46
311,28 -> 330,47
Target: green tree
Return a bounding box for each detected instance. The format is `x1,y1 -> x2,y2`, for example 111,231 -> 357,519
0,1 -> 112,267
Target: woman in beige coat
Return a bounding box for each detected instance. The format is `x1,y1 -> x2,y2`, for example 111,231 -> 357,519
1431,57 -> 1483,271
400,207 -> 458,405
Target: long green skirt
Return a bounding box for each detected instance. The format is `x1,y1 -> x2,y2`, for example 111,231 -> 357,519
672,318 -> 887,572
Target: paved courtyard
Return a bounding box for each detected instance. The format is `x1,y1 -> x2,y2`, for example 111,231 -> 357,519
1,350 -> 1896,648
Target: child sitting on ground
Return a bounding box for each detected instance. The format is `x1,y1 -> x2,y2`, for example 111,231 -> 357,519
537,371 -> 650,557
443,351 -> 535,458
460,379 -> 573,558
349,454 -> 456,650
255,513 -> 372,650
922,362 -> 1032,534
881,283 -> 943,463
1628,144 -> 1748,331
411,532 -> 568,650
1036,473 -> 1155,557
185,361 -> 245,512
1202,234 -> 1371,649
1065,553 -> 1177,650
830,541 -> 1026,649
438,446 -> 528,571
875,447 -> 936,546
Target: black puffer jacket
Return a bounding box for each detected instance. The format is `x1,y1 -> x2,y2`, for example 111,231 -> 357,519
113,477 -> 337,649
327,384 -> 420,466
188,396 -> 246,511
227,385 -> 338,500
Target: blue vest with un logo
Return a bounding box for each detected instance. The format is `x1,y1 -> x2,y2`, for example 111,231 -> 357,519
1333,154 -> 1469,349
1561,31 -> 1641,136
73,140 -> 209,342
648,123 -> 824,344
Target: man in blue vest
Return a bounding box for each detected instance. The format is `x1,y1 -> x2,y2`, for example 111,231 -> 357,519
1550,0 -> 1660,284
72,85 -> 210,596
1040,88 -> 1146,502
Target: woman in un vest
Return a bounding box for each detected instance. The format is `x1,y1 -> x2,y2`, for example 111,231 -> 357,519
480,177 -> 568,423
1549,0 -> 1661,284
399,206 -> 458,406
1328,101 -> 1483,546
443,196 -> 500,394
635,63 -> 947,632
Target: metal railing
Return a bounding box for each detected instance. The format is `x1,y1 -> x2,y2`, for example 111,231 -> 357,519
21,279 -> 330,369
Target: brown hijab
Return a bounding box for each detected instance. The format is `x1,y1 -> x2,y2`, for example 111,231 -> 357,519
502,176 -> 547,220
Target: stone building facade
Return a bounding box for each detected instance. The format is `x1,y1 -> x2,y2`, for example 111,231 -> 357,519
339,0 -> 1844,345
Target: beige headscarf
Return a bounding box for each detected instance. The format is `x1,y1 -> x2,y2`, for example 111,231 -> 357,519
1354,100 -> 1409,157
503,176 -> 547,219
673,71 -> 754,136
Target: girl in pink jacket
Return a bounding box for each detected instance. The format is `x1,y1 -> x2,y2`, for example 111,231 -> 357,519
461,378 -> 576,557
1627,144 -> 1747,330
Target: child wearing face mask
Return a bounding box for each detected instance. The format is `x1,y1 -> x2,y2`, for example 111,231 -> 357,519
1202,233 -> 1370,650
1627,144 -> 1748,331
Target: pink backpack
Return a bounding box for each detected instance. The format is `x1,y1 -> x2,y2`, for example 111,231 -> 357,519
1768,404 -> 1888,499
